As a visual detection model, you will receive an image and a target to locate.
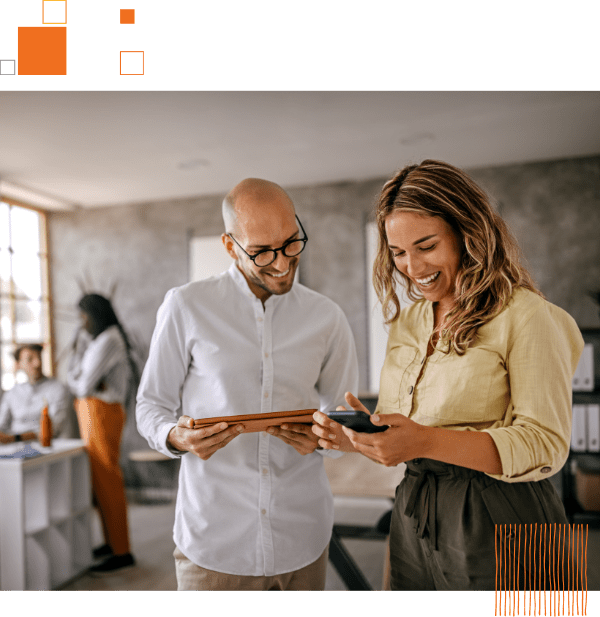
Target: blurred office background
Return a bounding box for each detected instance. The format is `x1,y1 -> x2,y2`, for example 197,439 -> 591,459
1,91 -> 599,590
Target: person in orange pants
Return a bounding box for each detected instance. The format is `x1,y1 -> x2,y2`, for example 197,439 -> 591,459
68,293 -> 138,574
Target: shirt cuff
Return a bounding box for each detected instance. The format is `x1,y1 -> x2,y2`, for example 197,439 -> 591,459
482,428 -> 558,483
160,422 -> 186,458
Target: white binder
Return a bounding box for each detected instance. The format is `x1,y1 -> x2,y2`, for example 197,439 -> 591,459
572,344 -> 594,392
587,404 -> 600,452
571,404 -> 587,452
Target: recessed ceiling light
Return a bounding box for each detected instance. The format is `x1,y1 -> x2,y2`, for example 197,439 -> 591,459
399,132 -> 435,147
177,158 -> 210,171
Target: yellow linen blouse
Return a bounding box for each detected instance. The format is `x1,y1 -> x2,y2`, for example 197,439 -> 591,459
375,287 -> 584,483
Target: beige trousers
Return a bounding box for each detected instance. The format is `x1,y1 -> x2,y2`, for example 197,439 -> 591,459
173,545 -> 329,590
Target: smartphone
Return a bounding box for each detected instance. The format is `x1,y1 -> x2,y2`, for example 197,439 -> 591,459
325,410 -> 388,433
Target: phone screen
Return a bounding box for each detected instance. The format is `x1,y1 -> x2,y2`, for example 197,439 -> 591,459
326,410 -> 388,433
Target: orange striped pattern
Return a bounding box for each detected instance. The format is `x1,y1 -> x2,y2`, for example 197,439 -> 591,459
495,524 -> 587,616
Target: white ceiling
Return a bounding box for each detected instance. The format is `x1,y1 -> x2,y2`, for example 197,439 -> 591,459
1,91 -> 599,209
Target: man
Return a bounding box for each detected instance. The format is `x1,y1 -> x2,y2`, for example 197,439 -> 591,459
0,344 -> 73,444
136,178 -> 359,590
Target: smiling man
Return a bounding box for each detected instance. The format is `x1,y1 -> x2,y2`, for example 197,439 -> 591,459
136,178 -> 358,590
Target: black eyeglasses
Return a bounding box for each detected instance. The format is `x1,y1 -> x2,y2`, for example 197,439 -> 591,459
228,215 -> 308,267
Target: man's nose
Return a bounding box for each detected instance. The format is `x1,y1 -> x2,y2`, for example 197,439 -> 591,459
271,249 -> 291,271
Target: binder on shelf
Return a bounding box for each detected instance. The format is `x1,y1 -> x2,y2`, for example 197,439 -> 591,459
587,404 -> 600,452
572,343 -> 594,392
571,404 -> 587,452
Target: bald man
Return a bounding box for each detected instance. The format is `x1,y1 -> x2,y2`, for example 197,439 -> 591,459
136,179 -> 358,590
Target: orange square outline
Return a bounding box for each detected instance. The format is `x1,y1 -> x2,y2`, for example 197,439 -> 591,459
120,51 -> 144,76
120,9 -> 135,24
42,0 -> 67,25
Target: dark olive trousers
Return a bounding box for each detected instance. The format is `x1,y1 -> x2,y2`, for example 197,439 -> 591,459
389,458 -> 569,590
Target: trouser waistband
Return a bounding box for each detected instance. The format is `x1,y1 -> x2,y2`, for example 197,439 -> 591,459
403,459 -> 484,551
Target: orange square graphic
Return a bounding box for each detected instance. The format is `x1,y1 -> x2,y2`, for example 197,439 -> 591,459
42,0 -> 67,26
18,27 -> 66,75
120,9 -> 135,24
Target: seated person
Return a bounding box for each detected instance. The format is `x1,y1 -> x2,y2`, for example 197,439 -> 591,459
0,344 -> 73,444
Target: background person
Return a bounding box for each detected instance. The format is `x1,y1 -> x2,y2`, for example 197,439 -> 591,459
0,343 -> 73,444
68,293 -> 138,574
313,159 -> 584,590
136,178 -> 359,590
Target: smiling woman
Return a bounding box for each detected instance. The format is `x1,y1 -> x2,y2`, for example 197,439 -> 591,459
312,159 -> 585,591
0,199 -> 52,391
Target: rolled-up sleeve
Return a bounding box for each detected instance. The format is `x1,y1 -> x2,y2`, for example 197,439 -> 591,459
483,303 -> 584,483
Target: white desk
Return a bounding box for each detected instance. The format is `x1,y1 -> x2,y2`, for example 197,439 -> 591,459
0,439 -> 93,590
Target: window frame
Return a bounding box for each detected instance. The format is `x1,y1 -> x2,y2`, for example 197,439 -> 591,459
0,195 -> 54,390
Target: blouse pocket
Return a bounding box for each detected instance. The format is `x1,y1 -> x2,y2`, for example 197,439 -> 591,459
420,347 -> 506,424
377,346 -> 418,408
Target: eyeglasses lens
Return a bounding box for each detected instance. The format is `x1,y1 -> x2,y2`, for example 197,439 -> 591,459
254,240 -> 305,266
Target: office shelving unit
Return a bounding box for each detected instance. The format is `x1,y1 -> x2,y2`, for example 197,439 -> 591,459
563,328 -> 600,526
0,439 -> 93,590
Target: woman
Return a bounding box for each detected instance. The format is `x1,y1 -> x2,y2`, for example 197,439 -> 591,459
313,160 -> 584,590
68,293 -> 138,574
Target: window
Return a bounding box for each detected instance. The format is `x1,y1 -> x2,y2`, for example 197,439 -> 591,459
366,221 -> 412,393
0,199 -> 52,391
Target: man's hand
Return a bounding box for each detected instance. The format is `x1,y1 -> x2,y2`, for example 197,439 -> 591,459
266,422 -> 320,455
167,415 -> 244,461
0,431 -> 37,444
0,431 -> 13,444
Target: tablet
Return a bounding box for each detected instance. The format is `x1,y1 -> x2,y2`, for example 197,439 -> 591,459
192,409 -> 317,433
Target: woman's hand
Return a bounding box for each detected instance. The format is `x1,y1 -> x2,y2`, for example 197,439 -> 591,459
311,392 -> 368,452
341,408 -> 429,467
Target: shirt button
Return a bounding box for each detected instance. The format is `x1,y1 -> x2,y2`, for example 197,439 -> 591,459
264,392 -> 269,398
257,317 -> 263,322
264,352 -> 269,358
262,468 -> 268,475
261,509 -> 267,515
541,466 -> 552,474
408,386 -> 413,394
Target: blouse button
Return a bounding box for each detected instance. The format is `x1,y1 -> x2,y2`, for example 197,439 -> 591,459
541,466 -> 552,474
408,386 -> 413,394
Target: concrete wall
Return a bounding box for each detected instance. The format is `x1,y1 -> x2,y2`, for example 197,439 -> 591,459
48,154 -> 600,486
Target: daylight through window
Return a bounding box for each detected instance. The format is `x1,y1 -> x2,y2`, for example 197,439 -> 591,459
0,199 -> 52,391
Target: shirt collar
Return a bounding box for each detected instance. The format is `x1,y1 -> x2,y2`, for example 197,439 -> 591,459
227,261 -> 288,308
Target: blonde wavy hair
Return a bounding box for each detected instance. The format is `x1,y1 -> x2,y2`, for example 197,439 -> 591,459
373,159 -> 542,355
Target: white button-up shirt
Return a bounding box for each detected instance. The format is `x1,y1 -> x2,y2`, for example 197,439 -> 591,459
136,263 -> 358,576
67,326 -> 129,405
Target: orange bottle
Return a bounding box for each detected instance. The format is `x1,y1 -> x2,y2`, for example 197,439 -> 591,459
40,405 -> 52,447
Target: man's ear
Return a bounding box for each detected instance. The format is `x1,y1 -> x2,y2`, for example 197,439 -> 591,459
221,233 -> 238,260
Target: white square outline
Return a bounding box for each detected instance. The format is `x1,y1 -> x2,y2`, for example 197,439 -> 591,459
0,60 -> 17,75
43,1 -> 67,25
120,51 -> 144,75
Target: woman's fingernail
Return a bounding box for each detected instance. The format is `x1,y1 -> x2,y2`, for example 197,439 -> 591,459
281,424 -> 288,429
333,444 -> 339,450
372,415 -> 381,422
329,434 -> 336,440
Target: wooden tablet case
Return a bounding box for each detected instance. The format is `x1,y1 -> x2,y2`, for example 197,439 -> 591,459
193,409 -> 317,433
